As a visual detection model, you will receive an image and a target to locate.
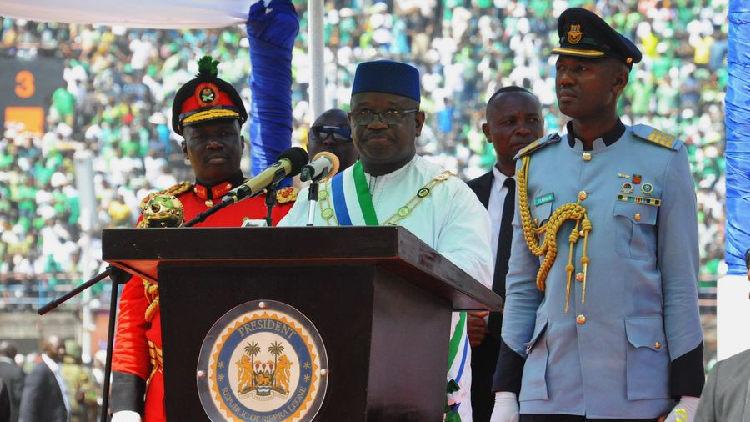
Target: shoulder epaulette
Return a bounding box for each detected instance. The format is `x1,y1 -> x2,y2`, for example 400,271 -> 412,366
631,124 -> 682,150
139,181 -> 193,210
276,187 -> 298,204
515,133 -> 561,159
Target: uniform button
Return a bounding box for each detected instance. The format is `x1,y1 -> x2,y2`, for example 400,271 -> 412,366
576,314 -> 586,325
576,272 -> 584,282
654,341 -> 661,349
634,213 -> 641,221
582,152 -> 592,161
578,191 -> 587,201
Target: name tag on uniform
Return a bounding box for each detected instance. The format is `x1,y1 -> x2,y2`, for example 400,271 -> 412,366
534,193 -> 554,207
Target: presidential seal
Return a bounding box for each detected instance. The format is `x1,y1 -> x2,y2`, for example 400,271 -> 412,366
197,300 -> 328,422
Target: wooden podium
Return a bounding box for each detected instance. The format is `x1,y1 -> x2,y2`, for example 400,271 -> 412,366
103,226 -> 502,422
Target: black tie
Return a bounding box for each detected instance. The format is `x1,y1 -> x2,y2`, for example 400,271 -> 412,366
489,177 -> 515,336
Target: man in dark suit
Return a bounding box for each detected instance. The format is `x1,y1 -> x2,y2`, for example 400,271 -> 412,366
467,86 -> 544,422
19,335 -> 69,422
1,379 -> 12,422
0,341 -> 24,422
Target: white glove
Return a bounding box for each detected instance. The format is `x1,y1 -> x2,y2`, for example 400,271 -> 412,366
111,410 -> 142,422
663,396 -> 700,422
489,391 -> 519,422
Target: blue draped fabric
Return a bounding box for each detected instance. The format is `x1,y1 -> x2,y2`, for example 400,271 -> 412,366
246,0 -> 298,186
726,1 -> 750,274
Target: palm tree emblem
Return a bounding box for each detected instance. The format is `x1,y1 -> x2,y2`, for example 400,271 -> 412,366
244,342 -> 260,386
268,341 -> 284,388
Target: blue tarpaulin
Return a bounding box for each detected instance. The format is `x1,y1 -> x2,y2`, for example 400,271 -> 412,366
246,0 -> 298,187
727,1 -> 750,274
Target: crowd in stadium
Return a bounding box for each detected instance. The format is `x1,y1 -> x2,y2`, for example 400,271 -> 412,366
0,0 -> 728,312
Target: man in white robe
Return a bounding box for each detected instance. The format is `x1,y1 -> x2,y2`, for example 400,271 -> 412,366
280,59 -> 493,421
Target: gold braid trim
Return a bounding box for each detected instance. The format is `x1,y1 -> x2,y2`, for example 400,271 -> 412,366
517,156 -> 593,312
136,182 -> 193,228
143,278 -> 159,322
181,108 -> 239,126
146,340 -> 163,386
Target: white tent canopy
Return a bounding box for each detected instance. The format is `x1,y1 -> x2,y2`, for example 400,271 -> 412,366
0,0 -> 253,28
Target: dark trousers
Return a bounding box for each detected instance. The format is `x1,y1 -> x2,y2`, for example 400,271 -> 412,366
520,415 -> 658,422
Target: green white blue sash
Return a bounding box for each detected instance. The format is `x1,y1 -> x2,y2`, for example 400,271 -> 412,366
332,161 -> 379,226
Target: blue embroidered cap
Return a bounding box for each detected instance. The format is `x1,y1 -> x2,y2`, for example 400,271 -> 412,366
351,60 -> 420,102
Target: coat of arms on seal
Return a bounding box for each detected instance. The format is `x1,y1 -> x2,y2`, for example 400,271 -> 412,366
568,23 -> 583,44
197,300 -> 328,422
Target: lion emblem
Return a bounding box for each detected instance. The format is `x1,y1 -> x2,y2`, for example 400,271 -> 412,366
236,354 -> 255,394
274,354 -> 293,393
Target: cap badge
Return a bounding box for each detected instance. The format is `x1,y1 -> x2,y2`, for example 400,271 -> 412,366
568,23 -> 583,44
195,82 -> 219,107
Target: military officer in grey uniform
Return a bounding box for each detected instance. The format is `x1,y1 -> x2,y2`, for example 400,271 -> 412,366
490,8 -> 705,422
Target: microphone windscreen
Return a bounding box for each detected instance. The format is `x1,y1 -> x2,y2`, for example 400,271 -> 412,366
312,151 -> 340,180
278,147 -> 309,177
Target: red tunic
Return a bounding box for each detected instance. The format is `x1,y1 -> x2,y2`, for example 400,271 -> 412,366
111,181 -> 295,422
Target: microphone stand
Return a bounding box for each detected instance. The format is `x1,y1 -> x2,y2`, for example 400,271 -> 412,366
38,265 -> 130,422
306,181 -> 319,226
263,171 -> 288,227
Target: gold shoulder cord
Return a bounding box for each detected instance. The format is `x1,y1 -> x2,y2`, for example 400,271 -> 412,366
136,181 -> 193,320
518,156 -> 593,312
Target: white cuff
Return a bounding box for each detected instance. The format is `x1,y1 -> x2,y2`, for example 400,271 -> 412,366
111,410 -> 142,422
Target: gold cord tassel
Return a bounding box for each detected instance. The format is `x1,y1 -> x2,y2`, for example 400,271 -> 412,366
580,217 -> 592,304
564,221 -> 581,313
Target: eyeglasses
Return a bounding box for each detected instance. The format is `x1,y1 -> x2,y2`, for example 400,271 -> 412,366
351,108 -> 419,126
310,125 -> 352,143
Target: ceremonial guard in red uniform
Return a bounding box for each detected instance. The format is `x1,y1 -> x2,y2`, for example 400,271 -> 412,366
109,57 -> 296,422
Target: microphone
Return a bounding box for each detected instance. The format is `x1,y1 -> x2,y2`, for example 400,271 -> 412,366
224,147 -> 308,203
300,152 -> 340,182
